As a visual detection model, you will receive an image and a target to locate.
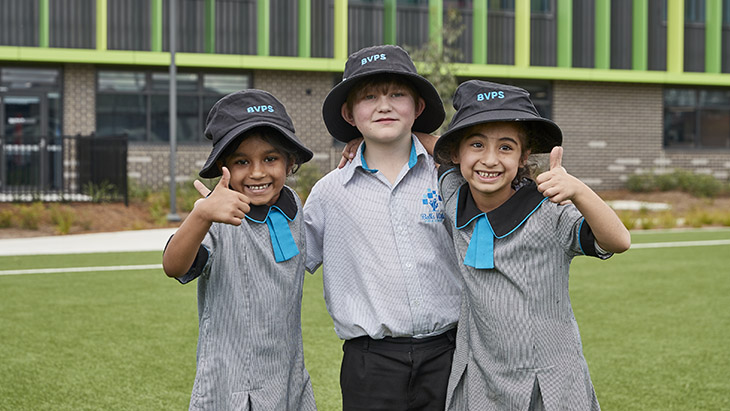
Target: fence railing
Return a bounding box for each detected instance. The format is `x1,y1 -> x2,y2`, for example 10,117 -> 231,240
0,134 -> 128,205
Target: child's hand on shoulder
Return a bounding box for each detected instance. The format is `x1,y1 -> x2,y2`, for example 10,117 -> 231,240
536,146 -> 586,205
192,167 -> 251,226
338,137 -> 363,169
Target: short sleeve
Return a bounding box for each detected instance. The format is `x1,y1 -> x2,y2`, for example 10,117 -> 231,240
438,166 -> 464,203
556,204 -> 612,260
303,184 -> 324,273
164,228 -> 215,285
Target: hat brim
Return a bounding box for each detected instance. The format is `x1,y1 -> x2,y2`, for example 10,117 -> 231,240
434,109 -> 563,161
199,121 -> 314,179
322,70 -> 446,142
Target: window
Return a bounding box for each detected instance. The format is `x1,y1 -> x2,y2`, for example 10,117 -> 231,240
685,0 -> 705,24
487,0 -> 552,13
96,71 -> 250,143
664,88 -> 730,149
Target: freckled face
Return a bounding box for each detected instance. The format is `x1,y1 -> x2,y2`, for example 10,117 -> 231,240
452,122 -> 528,210
342,84 -> 425,144
218,135 -> 291,206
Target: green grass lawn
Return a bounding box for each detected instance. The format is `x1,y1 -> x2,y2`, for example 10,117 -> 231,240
1,229 -> 728,410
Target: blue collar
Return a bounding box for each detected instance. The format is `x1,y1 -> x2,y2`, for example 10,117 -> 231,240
456,180 -> 546,269
455,180 -> 546,237
245,187 -> 299,262
360,137 -> 419,173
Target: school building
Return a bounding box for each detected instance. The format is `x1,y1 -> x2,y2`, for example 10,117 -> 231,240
1,0 -> 730,194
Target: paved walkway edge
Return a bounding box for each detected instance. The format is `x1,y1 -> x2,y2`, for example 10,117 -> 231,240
0,228 -> 178,256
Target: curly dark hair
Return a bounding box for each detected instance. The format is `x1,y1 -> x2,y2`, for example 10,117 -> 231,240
437,121 -> 541,186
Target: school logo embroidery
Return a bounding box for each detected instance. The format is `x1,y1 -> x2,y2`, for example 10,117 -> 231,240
421,188 -> 445,223
361,53 -> 386,65
476,91 -> 504,101
247,105 -> 274,113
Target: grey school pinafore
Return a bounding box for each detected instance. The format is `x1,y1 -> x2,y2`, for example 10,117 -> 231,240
439,171 -> 609,411
175,187 -> 316,411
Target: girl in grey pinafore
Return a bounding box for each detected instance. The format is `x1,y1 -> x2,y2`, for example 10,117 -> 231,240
176,187 -> 316,411
165,89 -> 317,411
433,80 -> 630,411
439,174 -> 607,411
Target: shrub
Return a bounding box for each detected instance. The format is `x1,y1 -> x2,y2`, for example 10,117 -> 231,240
684,209 -> 714,228
145,192 -> 167,225
656,211 -> 678,229
49,205 -> 75,235
0,209 -> 14,228
84,181 -> 119,203
625,168 -> 725,198
617,210 -> 637,230
18,202 -> 45,230
626,173 -> 656,192
289,163 -> 323,204
686,174 -> 722,198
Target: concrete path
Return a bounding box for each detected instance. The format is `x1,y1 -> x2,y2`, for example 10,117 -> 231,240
0,228 -> 178,256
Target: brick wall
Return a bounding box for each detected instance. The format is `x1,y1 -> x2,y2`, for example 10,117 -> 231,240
253,70 -> 341,172
553,81 -> 730,191
128,70 -> 339,190
127,143 -> 209,192
62,64 -> 95,136
127,75 -> 730,192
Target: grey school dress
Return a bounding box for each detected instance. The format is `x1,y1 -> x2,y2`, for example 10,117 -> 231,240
175,187 -> 316,411
439,172 -> 609,411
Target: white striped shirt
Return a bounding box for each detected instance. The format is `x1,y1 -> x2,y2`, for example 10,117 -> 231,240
304,136 -> 461,340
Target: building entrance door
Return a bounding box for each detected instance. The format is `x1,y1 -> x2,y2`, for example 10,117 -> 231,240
0,67 -> 63,197
0,92 -> 63,192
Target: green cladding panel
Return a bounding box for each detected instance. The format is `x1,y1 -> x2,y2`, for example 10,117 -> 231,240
706,0 -> 722,74
632,0 -> 648,71
556,0 -> 572,68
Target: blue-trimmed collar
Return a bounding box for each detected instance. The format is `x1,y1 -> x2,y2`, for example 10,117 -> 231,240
342,134 -> 425,185
455,180 -> 547,237
245,186 -> 298,223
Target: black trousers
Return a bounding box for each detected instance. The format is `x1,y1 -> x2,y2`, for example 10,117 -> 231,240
340,329 -> 456,411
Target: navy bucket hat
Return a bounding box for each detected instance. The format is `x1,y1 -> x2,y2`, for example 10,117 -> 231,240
199,89 -> 313,178
434,80 -> 562,163
322,44 -> 446,142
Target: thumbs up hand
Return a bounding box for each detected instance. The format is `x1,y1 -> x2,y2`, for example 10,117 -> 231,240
192,167 -> 251,226
536,146 -> 582,205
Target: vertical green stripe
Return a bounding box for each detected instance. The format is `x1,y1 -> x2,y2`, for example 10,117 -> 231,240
39,0 -> 49,47
334,0 -> 348,60
556,0 -> 572,67
384,0 -> 396,45
96,0 -> 107,51
150,0 -> 162,51
257,0 -> 270,56
514,0 -> 530,67
298,0 -> 311,57
667,0 -> 684,73
472,0 -> 487,64
594,0 -> 610,69
706,0 -> 722,73
632,0 -> 648,70
205,0 -> 215,53
429,0 -> 443,51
